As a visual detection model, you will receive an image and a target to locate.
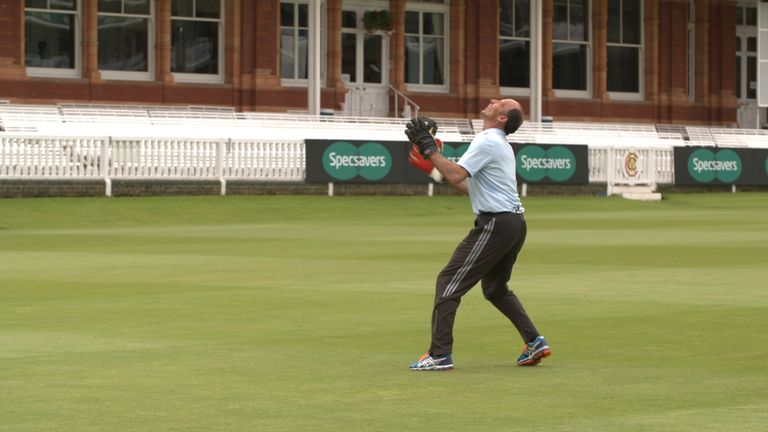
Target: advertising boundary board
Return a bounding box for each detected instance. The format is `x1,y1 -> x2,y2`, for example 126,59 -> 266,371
674,147 -> 768,186
511,143 -> 590,185
306,140 -> 590,185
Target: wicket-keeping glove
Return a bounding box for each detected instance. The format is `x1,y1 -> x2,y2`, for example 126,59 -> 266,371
405,117 -> 440,159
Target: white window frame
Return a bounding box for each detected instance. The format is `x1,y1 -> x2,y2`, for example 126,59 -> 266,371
404,1 -> 450,93
607,0 -> 644,101
280,0 -> 326,88
171,0 -> 225,84
552,0 -> 592,99
25,0 -> 82,79
97,0 -> 155,82
499,0 -> 531,97
736,3 -> 758,102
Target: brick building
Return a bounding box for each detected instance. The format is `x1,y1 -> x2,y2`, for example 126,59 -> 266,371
0,1 -> 760,127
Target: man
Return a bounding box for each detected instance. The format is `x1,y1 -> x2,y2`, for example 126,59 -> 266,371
405,98 -> 551,371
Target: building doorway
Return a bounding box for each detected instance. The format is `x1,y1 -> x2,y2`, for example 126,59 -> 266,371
341,4 -> 389,117
736,2 -> 762,128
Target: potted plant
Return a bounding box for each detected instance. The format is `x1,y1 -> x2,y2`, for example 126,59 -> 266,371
362,9 -> 393,35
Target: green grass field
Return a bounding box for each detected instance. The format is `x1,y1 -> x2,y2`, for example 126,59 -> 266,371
1,193 -> 767,431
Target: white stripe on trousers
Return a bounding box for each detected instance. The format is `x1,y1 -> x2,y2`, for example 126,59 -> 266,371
442,218 -> 495,298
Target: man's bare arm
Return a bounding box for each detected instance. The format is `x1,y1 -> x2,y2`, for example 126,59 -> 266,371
429,153 -> 469,194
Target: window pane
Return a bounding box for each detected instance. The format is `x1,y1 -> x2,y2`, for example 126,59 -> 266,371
98,16 -> 148,71
736,56 -> 742,99
423,12 -> 444,36
50,0 -> 76,10
279,28 -> 294,78
622,0 -> 641,44
297,28 -> 308,79
553,42 -> 587,90
500,0 -> 514,37
25,11 -> 75,68
171,20 -> 218,73
196,0 -> 220,19
570,0 -> 588,42
607,0 -> 620,43
736,36 -> 741,52
748,36 -> 757,53
99,0 -> 122,13
736,7 -> 743,26
746,7 -> 757,26
607,45 -> 639,92
363,34 -> 382,84
553,0 -> 567,40
341,33 -> 356,82
405,11 -> 419,34
748,55 -> 756,99
298,3 -> 307,28
423,36 -> 444,84
405,34 -> 420,83
514,0 -> 529,37
499,39 -> 529,87
172,0 -> 192,17
342,10 -> 357,29
26,0 -> 47,8
125,0 -> 149,15
280,3 -> 293,27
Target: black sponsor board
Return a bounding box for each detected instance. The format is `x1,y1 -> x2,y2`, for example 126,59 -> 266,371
306,139 -> 443,183
306,140 -> 589,185
758,148 -> 768,185
511,143 -> 589,184
674,146 -> 767,186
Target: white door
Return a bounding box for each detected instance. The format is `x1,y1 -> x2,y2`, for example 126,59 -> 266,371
736,2 -> 762,128
341,6 -> 389,117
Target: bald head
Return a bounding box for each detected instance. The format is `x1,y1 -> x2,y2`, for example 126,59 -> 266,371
481,98 -> 524,135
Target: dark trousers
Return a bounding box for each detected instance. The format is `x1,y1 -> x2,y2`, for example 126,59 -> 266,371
429,212 -> 539,356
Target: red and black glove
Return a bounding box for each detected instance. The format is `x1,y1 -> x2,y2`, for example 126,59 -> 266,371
408,139 -> 444,183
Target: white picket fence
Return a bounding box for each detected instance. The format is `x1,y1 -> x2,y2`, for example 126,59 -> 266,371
0,136 -> 305,188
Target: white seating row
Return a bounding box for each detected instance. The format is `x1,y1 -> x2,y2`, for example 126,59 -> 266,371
3,102 -> 768,148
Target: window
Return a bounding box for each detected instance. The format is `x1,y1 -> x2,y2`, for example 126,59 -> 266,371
499,0 -> 530,92
280,1 -> 326,86
97,0 -> 154,80
405,2 -> 449,91
25,0 -> 80,78
552,0 -> 590,96
171,0 -> 223,83
736,6 -> 757,101
280,1 -> 308,82
607,0 -> 642,99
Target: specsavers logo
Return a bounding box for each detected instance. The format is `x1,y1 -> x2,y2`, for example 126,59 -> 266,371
322,141 -> 392,181
516,145 -> 577,182
687,148 -> 742,183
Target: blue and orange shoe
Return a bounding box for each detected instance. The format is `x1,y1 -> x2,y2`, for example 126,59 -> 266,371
409,353 -> 454,371
516,336 -> 551,366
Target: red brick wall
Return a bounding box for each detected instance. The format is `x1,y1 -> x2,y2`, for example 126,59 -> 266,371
0,1 -> 21,62
0,0 -> 741,125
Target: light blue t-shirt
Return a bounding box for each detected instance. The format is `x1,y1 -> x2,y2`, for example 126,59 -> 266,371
457,128 -> 524,215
